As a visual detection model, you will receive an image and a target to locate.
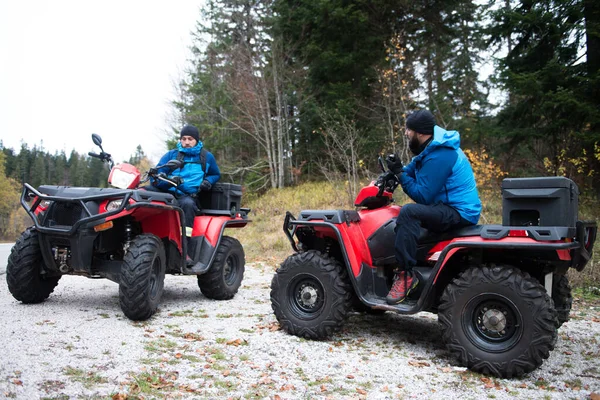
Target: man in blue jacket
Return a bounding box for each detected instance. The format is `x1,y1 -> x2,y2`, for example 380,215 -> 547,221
147,125 -> 220,234
385,110 -> 481,304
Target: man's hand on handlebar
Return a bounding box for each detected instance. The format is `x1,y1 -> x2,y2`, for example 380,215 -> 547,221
385,153 -> 403,175
376,171 -> 399,194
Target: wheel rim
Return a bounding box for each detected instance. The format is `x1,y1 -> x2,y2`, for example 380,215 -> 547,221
288,274 -> 325,319
462,293 -> 523,353
223,253 -> 239,286
149,256 -> 161,300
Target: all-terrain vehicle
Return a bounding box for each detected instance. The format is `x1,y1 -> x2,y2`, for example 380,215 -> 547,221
270,158 -> 597,378
7,134 -> 250,320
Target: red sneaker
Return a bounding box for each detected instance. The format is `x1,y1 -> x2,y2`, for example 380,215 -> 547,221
386,271 -> 419,304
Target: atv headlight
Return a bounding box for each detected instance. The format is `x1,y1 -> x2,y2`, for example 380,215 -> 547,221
110,168 -> 136,189
106,199 -> 123,212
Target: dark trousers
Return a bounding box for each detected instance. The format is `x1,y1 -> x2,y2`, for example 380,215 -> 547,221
394,203 -> 471,274
142,185 -> 198,228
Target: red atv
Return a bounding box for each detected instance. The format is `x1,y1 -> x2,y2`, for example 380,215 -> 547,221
270,158 -> 597,378
7,134 -> 250,320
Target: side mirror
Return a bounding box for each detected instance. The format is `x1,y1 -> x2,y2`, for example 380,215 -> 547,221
92,133 -> 102,147
165,159 -> 183,170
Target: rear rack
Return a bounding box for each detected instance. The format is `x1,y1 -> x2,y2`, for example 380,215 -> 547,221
480,225 -> 575,241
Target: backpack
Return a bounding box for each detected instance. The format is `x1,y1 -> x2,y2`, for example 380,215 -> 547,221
176,148 -> 207,172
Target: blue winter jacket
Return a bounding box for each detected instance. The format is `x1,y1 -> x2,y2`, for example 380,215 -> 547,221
399,126 -> 481,224
151,142 -> 220,196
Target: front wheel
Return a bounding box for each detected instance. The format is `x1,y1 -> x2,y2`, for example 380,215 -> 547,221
119,234 -> 166,321
438,265 -> 558,378
270,250 -> 352,340
198,236 -> 245,300
7,227 -> 61,303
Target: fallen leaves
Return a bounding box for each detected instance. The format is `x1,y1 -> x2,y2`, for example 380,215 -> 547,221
255,322 -> 281,332
182,332 -> 204,341
226,338 -> 248,346
480,377 -> 501,390
408,360 -> 430,367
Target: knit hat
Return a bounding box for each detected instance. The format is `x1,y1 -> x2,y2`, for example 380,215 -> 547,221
180,125 -> 200,142
406,110 -> 436,136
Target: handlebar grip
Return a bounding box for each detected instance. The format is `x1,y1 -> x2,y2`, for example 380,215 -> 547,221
378,156 -> 385,172
88,152 -> 100,158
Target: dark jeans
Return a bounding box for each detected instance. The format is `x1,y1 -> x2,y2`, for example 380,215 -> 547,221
394,203 -> 472,274
142,185 -> 198,228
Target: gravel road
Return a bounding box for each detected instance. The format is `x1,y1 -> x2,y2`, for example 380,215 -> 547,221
1,249 -> 599,399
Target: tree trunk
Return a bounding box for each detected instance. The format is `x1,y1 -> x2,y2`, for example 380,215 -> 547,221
584,0 -> 600,76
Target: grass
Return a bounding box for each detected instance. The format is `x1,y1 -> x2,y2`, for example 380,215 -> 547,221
62,366 -> 107,388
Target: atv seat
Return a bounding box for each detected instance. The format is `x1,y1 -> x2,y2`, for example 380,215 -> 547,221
418,224 -> 483,244
134,189 -> 177,205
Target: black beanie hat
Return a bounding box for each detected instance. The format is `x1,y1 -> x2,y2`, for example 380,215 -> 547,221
406,110 -> 436,136
180,125 -> 200,142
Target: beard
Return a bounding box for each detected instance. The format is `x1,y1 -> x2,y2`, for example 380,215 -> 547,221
408,135 -> 422,155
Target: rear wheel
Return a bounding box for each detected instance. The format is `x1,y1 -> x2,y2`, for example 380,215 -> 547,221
7,227 -> 60,303
198,236 -> 245,300
552,273 -> 572,327
270,250 -> 352,339
438,265 -> 558,378
119,234 -> 166,321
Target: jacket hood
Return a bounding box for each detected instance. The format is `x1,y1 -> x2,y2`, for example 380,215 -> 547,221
431,125 -> 460,150
415,126 -> 460,160
177,141 -> 204,155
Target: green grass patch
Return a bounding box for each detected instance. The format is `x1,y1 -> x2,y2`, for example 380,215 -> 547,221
63,366 -> 107,388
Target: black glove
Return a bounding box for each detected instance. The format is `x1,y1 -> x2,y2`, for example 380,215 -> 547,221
376,171 -> 399,194
199,179 -> 212,192
148,167 -> 158,176
171,176 -> 183,185
385,153 -> 403,175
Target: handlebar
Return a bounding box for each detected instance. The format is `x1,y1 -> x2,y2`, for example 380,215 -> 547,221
88,151 -> 114,169
378,156 -> 386,173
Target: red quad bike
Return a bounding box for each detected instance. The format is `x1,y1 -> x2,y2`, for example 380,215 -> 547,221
270,158 -> 597,378
7,134 -> 250,321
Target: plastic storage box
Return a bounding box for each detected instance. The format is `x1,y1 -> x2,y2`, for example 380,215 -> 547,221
502,177 -> 578,227
198,182 -> 242,212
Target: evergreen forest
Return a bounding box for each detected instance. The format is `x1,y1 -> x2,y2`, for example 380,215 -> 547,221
1,0 -> 599,241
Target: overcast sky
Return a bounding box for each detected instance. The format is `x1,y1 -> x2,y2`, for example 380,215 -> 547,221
0,1 -> 205,164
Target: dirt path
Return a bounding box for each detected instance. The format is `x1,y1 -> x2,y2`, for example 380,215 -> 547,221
1,263 -> 599,399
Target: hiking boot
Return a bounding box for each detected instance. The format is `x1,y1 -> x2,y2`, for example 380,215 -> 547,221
386,271 -> 419,305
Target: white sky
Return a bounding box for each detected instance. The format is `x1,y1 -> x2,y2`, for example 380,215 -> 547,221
0,1 -> 204,164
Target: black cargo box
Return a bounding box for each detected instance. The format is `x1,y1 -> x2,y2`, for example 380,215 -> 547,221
502,177 -> 578,228
198,182 -> 242,213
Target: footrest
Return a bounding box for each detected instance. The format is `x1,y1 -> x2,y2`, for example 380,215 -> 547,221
183,260 -> 210,275
363,294 -> 418,313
